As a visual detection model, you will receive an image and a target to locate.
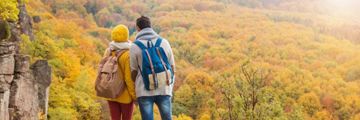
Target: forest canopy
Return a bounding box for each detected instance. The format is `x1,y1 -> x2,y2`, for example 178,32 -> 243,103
15,0 -> 360,119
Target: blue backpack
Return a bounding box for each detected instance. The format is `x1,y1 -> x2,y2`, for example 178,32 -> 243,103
134,37 -> 174,91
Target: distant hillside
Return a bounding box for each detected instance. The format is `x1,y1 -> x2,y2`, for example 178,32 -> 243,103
23,0 -> 360,119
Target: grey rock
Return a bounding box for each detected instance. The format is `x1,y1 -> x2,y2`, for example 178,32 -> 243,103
0,54 -> 15,75
17,0 -> 34,41
32,16 -> 41,23
31,60 -> 51,87
0,43 -> 15,55
9,72 -> 38,120
0,0 -> 52,119
9,22 -> 22,43
14,55 -> 30,73
0,75 -> 13,92
31,60 -> 51,118
0,90 -> 10,120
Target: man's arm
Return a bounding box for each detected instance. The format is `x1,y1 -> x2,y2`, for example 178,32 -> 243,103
171,65 -> 175,74
130,44 -> 139,82
131,70 -> 137,82
164,40 -> 176,74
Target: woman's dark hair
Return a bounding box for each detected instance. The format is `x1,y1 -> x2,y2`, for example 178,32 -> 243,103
136,16 -> 151,30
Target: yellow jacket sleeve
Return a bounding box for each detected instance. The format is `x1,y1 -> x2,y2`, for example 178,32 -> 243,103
120,52 -> 136,100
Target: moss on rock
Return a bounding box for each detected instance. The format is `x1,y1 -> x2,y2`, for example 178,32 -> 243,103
0,21 -> 11,41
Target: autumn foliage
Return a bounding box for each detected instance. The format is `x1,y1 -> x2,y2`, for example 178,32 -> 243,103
14,0 -> 360,119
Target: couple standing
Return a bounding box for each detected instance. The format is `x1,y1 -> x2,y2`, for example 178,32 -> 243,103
99,16 -> 175,120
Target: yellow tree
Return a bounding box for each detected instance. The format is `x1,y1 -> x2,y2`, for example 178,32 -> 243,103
298,92 -> 322,117
173,71 -> 215,118
0,0 -> 19,21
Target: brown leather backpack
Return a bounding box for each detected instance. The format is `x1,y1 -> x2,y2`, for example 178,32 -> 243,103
95,49 -> 127,98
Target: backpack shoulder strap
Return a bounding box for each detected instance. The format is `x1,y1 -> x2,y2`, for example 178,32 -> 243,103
134,40 -> 147,50
114,49 -> 128,73
155,37 -> 163,47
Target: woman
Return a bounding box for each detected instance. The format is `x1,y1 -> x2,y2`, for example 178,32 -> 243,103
103,24 -> 136,120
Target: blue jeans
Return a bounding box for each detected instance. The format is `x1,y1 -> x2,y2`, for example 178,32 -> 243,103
138,95 -> 172,120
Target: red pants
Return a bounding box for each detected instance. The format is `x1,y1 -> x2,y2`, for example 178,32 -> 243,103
108,101 -> 134,120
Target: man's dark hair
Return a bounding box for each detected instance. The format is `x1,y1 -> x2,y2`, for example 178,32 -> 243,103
136,16 -> 151,30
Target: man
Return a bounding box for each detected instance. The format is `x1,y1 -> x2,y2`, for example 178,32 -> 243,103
130,16 -> 175,120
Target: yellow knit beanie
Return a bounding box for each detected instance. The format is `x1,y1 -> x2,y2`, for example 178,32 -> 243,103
111,24 -> 129,42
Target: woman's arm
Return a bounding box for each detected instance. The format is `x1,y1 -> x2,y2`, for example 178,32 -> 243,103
122,52 -> 136,100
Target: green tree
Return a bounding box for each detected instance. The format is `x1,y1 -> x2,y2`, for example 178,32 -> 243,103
219,62 -> 286,120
